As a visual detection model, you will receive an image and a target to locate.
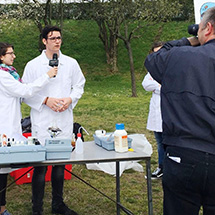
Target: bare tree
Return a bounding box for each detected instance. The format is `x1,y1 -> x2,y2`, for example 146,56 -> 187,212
15,0 -> 52,51
81,0 -> 124,73
6,0 -> 64,52
18,0 -> 51,31
84,0 -> 182,96
116,0 -> 182,97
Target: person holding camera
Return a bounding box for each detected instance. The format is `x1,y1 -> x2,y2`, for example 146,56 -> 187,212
145,7 -> 215,215
0,42 -> 57,215
22,26 -> 85,215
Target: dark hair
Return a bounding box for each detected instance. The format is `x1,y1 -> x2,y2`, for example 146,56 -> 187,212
0,42 -> 14,64
150,41 -> 165,53
41,25 -> 62,40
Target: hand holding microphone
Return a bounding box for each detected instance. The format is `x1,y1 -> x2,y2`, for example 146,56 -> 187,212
49,53 -> 59,77
47,67 -> 58,78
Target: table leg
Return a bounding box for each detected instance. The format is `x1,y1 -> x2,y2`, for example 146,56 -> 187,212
116,161 -> 120,215
146,159 -> 153,215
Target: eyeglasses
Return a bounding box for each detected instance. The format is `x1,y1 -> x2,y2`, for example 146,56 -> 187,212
47,36 -> 62,42
5,52 -> 15,56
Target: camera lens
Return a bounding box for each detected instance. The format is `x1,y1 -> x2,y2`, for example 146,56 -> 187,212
188,24 -> 199,36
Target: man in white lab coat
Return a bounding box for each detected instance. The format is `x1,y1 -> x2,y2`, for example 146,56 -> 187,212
22,25 -> 85,215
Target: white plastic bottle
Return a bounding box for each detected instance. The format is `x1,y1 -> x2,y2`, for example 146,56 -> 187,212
114,123 -> 128,153
75,133 -> 83,154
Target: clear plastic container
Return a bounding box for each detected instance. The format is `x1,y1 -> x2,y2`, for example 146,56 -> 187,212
75,133 -> 83,154
114,123 -> 128,153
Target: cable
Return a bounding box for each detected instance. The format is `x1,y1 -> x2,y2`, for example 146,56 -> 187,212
0,167 -> 34,194
64,168 -> 134,215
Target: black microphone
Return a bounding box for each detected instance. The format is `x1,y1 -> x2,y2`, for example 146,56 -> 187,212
49,53 -> 58,67
49,53 -> 58,77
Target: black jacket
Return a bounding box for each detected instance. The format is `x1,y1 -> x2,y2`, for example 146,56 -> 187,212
144,38 -> 215,154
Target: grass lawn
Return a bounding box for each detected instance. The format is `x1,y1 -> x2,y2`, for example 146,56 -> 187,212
12,73 -> 163,215
0,18 -> 195,214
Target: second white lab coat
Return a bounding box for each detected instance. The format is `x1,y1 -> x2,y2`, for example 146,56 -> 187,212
142,73 -> 162,132
22,50 -> 86,145
0,70 -> 50,173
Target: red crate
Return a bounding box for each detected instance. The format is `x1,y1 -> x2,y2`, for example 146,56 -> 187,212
10,165 -> 72,185
10,166 -> 34,185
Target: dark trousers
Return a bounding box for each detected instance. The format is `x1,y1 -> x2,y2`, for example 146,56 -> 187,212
0,174 -> 7,206
163,146 -> 215,215
32,165 -> 65,212
154,132 -> 164,168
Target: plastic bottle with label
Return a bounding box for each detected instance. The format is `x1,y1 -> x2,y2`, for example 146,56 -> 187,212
2,134 -> 7,147
114,123 -> 128,153
75,133 -> 83,154
71,133 -> 76,148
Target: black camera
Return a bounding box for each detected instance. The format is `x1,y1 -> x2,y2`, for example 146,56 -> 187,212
188,24 -> 199,36
49,53 -> 58,67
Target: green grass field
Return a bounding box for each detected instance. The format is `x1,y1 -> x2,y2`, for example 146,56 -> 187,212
0,18 -> 194,214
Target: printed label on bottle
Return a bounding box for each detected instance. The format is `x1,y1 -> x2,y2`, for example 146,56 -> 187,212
122,135 -> 128,147
114,135 -> 128,150
114,136 -> 120,148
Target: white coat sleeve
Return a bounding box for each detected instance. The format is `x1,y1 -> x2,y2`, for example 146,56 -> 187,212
142,72 -> 161,94
22,63 -> 47,112
0,71 -> 50,98
69,60 -> 86,109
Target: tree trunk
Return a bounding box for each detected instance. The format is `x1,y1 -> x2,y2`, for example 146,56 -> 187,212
35,21 -> 44,53
98,20 -> 110,62
97,20 -> 118,73
36,0 -> 52,52
109,33 -> 118,73
59,0 -> 63,30
125,40 -> 137,97
44,0 -> 51,25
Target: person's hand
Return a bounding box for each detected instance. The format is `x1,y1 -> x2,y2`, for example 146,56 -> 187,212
47,66 -> 58,78
57,97 -> 72,112
187,36 -> 200,46
45,97 -> 64,112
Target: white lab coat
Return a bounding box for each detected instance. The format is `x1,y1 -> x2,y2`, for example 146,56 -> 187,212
142,73 -> 162,132
22,50 -> 85,145
0,70 -> 50,173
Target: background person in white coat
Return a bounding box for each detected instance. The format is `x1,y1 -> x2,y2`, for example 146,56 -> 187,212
0,42 -> 57,215
142,42 -> 165,179
22,26 -> 85,215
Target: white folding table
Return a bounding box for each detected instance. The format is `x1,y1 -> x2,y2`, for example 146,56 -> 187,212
0,139 -> 153,215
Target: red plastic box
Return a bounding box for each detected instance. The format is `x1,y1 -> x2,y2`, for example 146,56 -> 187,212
10,166 -> 34,185
10,165 -> 72,185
